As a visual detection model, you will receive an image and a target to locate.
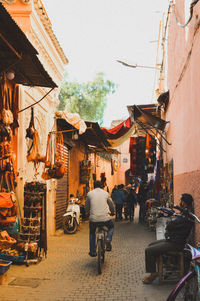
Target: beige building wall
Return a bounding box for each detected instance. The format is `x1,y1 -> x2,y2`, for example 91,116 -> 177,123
4,0 -> 68,235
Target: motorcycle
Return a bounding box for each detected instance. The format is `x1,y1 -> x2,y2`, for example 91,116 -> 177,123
63,195 -> 81,234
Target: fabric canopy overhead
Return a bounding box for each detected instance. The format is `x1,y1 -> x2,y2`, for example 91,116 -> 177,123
55,111 -> 87,135
0,3 -> 57,88
57,118 -> 111,149
101,117 -> 136,148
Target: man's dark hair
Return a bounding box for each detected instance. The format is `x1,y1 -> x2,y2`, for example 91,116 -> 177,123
94,180 -> 102,188
181,193 -> 194,211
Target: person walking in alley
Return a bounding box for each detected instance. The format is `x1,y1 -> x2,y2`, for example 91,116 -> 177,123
112,185 -> 117,193
142,193 -> 194,284
111,184 -> 125,221
126,184 -> 137,221
138,181 -> 149,223
85,180 -> 115,257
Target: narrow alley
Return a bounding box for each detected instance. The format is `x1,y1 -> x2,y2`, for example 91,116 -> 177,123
0,209 -> 174,301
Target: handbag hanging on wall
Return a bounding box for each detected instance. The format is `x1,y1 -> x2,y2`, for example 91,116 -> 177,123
26,108 -> 46,164
1,75 -> 14,126
42,132 -> 66,180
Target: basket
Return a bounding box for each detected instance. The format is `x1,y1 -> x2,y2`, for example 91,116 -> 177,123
0,253 -> 25,263
0,237 -> 16,249
0,259 -> 12,274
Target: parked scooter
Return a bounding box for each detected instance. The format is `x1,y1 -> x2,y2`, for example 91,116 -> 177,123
63,194 -> 81,234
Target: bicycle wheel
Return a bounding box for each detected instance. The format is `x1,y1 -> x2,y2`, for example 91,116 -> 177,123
167,271 -> 199,301
63,216 -> 78,234
97,239 -> 102,274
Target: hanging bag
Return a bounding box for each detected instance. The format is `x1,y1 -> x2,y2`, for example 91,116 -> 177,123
42,133 -> 66,180
2,77 -> 13,125
26,108 -> 46,163
41,134 -> 52,180
44,133 -> 51,168
0,192 -> 17,223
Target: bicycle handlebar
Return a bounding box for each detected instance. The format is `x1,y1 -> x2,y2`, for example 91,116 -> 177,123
155,206 -> 200,222
189,212 -> 200,223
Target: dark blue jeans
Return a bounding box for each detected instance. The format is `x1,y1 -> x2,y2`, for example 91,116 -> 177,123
89,220 -> 114,254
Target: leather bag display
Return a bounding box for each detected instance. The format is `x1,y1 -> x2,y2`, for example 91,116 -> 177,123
42,132 -> 66,180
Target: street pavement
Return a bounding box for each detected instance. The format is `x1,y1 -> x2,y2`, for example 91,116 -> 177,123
0,207 -> 175,301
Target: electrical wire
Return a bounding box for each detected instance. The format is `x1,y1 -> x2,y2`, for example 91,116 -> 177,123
170,0 -> 199,28
18,87 -> 54,113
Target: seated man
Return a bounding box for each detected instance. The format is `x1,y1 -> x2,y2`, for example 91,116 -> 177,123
85,180 -> 115,257
143,193 -> 194,284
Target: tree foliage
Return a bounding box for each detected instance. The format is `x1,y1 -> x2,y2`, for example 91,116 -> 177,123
57,72 -> 116,124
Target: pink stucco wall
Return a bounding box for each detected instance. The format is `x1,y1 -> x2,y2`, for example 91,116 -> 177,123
174,170 -> 200,239
166,1 -> 200,221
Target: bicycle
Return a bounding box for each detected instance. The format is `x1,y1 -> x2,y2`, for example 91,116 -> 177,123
166,211 -> 200,301
96,225 -> 108,275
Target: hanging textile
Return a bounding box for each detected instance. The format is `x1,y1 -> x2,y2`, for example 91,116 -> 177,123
129,137 -> 137,175
101,117 -> 136,147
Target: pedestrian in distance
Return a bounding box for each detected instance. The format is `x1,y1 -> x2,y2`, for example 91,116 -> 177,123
126,184 -> 137,222
85,180 -> 115,257
111,185 -> 117,194
138,181 -> 149,224
111,184 -> 125,221
123,184 -> 131,220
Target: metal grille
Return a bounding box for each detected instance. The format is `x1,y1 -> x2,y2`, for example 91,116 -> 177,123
55,144 -> 69,230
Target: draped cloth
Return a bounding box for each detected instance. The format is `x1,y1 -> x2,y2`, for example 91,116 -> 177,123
55,111 -> 87,134
101,117 -> 136,148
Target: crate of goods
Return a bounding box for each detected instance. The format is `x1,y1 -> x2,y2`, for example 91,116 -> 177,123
0,230 -> 16,249
0,259 -> 12,275
0,252 -> 25,263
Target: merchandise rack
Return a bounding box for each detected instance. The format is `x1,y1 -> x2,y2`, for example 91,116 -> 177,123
18,182 -> 47,266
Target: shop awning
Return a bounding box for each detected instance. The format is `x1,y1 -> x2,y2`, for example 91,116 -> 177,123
127,104 -> 171,151
127,104 -> 167,131
101,117 -> 136,148
56,118 -> 111,149
0,3 -> 57,88
88,145 -> 120,154
55,111 -> 87,135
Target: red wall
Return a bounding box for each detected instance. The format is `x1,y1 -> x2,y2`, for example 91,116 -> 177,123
166,1 -> 200,239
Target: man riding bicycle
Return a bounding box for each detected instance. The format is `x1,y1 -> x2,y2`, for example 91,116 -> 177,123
85,181 -> 115,257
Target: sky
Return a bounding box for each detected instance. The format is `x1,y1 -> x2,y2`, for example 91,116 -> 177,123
42,0 -> 169,127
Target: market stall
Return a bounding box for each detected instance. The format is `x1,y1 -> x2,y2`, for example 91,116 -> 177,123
0,3 -> 57,267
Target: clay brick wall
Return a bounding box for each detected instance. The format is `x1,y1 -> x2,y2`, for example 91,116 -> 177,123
174,171 -> 200,242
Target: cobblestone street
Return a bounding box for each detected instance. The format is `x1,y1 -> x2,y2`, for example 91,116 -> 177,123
0,208 -> 174,301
